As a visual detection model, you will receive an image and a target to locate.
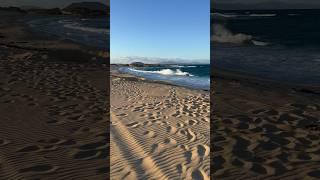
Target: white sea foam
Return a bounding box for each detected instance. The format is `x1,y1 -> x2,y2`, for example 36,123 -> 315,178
63,23 -> 109,34
249,14 -> 277,17
252,40 -> 270,46
213,13 -> 276,18
212,12 -> 239,18
57,20 -> 108,34
213,24 -> 252,44
127,68 -> 194,76
213,24 -> 271,46
119,67 -> 209,90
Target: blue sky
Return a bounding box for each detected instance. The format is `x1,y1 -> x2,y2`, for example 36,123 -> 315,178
111,0 -> 210,64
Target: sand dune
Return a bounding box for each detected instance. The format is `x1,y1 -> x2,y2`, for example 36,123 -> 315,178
111,74 -> 210,179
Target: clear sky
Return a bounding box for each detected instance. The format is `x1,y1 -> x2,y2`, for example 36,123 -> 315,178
111,0 -> 210,64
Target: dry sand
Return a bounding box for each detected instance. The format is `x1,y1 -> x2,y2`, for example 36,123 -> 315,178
0,12 -> 109,179
212,69 -> 320,179
110,70 -> 210,179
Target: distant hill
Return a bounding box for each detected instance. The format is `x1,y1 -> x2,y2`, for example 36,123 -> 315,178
27,8 -> 62,15
63,2 -> 109,17
0,2 -> 109,17
130,62 -> 145,67
0,7 -> 26,14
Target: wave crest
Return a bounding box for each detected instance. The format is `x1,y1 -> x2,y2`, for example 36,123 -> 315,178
213,24 -> 270,46
58,20 -> 108,34
128,68 -> 193,76
213,24 -> 252,44
64,23 -> 109,34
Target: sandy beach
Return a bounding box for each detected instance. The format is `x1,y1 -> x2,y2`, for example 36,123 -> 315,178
110,67 -> 210,179
212,68 -> 320,179
0,12 -> 109,179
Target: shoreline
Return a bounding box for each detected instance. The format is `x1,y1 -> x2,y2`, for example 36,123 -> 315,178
213,66 -> 320,95
111,64 -> 210,91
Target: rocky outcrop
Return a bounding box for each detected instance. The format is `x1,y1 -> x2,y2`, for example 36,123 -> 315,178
27,8 -> 62,15
130,62 -> 145,67
0,7 -> 26,14
63,2 -> 109,17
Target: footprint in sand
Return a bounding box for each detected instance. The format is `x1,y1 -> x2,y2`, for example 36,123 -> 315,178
126,122 -> 140,128
18,164 -> 57,174
17,145 -> 41,153
197,144 -> 210,160
116,113 -> 128,117
191,169 -> 209,180
163,137 -> 177,146
143,131 -> 156,138
72,149 -> 106,160
38,138 -> 76,147
185,145 -> 209,165
179,144 -> 190,151
176,164 -> 186,174
78,141 -> 106,150
177,122 -> 185,128
186,119 -> 198,126
166,126 -> 177,134
251,108 -> 268,115
179,128 -> 197,142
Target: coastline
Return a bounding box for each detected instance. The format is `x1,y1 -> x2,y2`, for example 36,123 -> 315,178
111,64 -> 210,92
112,64 -> 210,91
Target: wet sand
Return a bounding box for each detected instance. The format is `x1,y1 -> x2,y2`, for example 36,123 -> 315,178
212,68 -> 320,179
0,12 -> 109,179
110,68 -> 210,179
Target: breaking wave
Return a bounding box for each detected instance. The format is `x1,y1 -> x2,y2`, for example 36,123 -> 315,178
213,24 -> 270,46
213,24 -> 253,44
125,68 -> 194,76
118,67 -> 209,90
63,23 -> 109,34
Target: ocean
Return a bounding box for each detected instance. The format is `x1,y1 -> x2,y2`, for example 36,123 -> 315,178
212,9 -> 320,86
23,15 -> 109,49
118,65 -> 210,90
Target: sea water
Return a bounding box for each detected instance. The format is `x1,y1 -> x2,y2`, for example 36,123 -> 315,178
212,9 -> 320,85
23,15 -> 109,49
119,65 -> 210,90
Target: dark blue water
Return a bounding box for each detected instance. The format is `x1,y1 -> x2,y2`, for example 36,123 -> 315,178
212,10 -> 320,85
119,65 -> 210,90
23,15 -> 109,49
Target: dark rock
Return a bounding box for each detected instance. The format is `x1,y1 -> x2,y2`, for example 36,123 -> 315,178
27,8 -> 62,15
63,2 -> 109,17
130,62 -> 145,67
